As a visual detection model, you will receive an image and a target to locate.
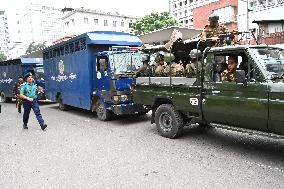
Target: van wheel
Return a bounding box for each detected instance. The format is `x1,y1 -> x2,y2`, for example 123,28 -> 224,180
96,100 -> 112,121
58,95 -> 68,111
0,92 -> 11,103
155,104 -> 184,139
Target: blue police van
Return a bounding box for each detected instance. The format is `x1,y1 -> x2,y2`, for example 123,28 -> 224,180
0,58 -> 45,102
42,31 -> 148,120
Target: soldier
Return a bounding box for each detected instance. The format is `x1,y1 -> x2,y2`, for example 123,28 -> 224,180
186,49 -> 202,78
136,54 -> 150,77
13,76 -> 24,113
155,52 -> 167,77
221,55 -> 238,82
200,14 -> 229,46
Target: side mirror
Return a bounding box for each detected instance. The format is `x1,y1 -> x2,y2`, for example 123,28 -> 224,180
235,70 -> 247,85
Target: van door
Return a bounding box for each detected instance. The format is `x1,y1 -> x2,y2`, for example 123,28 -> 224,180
202,52 -> 269,131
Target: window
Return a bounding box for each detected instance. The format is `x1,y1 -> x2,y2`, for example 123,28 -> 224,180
84,17 -> 88,24
60,46 -> 64,56
97,57 -> 108,72
71,19 -> 75,26
80,38 -> 86,50
184,0 -> 188,5
179,1 -> 182,6
174,4 -> 177,8
121,21 -> 124,27
75,41 -> 80,52
69,43 -> 74,53
184,10 -> 187,16
94,19 -> 98,25
113,21 -> 117,27
65,45 -> 69,55
65,21 -> 69,27
213,6 -> 235,23
104,20 -> 108,26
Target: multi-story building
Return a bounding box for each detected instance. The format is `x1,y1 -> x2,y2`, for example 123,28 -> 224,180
238,0 -> 284,32
16,2 -> 64,49
0,10 -> 10,58
169,0 -> 218,28
62,8 -> 139,36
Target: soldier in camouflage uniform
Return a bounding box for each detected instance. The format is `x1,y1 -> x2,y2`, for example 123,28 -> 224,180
136,54 -> 151,77
13,76 -> 24,113
221,55 -> 238,82
155,52 -> 168,77
200,14 -> 229,46
186,49 -> 202,78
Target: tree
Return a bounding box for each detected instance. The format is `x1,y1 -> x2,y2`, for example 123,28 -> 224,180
0,52 -> 7,61
131,12 -> 179,35
26,42 -> 47,54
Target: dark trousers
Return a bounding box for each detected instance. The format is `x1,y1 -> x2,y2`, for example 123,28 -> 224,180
23,99 -> 44,126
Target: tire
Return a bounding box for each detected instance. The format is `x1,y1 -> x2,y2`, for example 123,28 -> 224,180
155,104 -> 184,139
58,95 -> 68,111
0,92 -> 11,103
96,99 -> 112,121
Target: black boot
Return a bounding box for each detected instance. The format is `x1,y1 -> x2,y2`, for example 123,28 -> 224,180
23,124 -> 28,129
41,124 -> 47,131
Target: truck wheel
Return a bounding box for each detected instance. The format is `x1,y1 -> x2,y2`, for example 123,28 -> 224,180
155,104 -> 184,139
96,100 -> 112,121
58,95 -> 68,111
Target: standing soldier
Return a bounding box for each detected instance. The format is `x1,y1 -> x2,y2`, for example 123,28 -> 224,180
19,72 -> 47,130
13,76 -> 24,113
200,14 -> 230,46
186,49 -> 202,78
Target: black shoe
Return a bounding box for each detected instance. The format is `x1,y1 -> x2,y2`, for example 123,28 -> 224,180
41,124 -> 47,131
23,124 -> 28,129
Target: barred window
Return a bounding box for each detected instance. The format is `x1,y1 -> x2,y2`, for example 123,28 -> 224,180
60,46 -> 64,56
75,41 -> 80,52
65,45 -> 69,55
69,43 -> 74,53
80,38 -> 86,50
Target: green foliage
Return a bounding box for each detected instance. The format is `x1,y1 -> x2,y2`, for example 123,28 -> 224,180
131,12 -> 179,35
26,42 -> 47,54
0,52 -> 7,61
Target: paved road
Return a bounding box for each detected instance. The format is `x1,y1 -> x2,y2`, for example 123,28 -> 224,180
0,102 -> 283,189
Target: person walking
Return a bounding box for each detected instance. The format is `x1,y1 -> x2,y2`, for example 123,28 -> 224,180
13,76 -> 24,113
19,72 -> 47,130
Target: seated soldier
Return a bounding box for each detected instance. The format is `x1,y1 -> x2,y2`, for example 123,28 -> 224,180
164,61 -> 185,77
221,55 -> 238,82
186,49 -> 202,78
155,52 -> 167,77
136,55 -> 150,77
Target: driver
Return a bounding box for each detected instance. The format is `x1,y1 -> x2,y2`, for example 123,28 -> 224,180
221,55 -> 238,82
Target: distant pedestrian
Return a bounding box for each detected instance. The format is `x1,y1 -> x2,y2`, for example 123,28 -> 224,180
19,72 -> 47,130
13,76 -> 24,113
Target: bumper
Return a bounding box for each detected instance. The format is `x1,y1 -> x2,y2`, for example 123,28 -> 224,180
111,103 -> 148,115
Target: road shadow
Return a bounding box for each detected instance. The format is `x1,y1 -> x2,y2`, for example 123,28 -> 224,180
180,125 -> 284,165
48,105 -> 151,124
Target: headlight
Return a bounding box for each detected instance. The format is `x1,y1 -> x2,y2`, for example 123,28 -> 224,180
120,95 -> 128,101
113,95 -> 120,102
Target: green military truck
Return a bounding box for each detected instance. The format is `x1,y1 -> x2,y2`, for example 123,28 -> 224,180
133,45 -> 284,138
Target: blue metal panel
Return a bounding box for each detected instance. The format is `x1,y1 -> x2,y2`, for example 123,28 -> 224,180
86,31 -> 142,46
21,58 -> 43,65
0,64 -> 22,98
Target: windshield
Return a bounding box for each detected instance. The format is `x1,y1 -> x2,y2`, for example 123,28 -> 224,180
253,47 -> 284,74
109,52 -> 144,75
35,66 -> 45,79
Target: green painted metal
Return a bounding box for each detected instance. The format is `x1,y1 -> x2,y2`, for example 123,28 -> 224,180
133,45 -> 284,136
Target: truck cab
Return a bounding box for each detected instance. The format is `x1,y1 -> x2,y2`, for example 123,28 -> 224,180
133,45 -> 284,138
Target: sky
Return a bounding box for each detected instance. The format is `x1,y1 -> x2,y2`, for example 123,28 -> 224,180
1,0 -> 169,41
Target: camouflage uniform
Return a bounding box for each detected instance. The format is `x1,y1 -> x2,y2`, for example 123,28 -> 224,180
185,61 -> 201,78
155,61 -> 167,77
164,63 -> 185,77
221,69 -> 236,82
200,14 -> 229,46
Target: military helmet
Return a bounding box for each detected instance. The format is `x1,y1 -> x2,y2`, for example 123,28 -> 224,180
208,14 -> 219,22
142,54 -> 150,62
190,49 -> 201,59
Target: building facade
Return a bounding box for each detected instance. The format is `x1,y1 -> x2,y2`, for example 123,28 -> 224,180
0,11 -> 10,58
169,0 -> 218,28
62,8 -> 139,36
